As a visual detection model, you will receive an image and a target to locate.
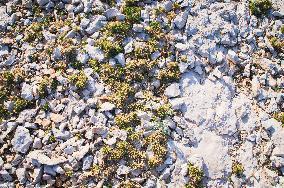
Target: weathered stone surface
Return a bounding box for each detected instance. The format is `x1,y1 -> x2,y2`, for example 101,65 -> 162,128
12,126 -> 33,154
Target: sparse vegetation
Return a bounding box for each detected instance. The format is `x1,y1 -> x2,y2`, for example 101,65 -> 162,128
96,37 -> 124,58
13,98 -> 32,114
123,6 -> 142,23
274,112 -> 284,127
186,163 -> 204,188
270,37 -> 284,52
69,71 -> 88,90
249,0 -> 272,17
157,62 -> 181,85
232,162 -> 244,177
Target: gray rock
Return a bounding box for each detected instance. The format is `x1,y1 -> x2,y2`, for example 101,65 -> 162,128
21,83 -> 33,101
72,144 -> 90,161
105,8 -> 120,19
117,165 -> 130,175
64,145 -> 75,155
44,165 -> 56,176
173,11 -> 188,29
37,0 -> 49,6
33,137 -> 42,149
115,53 -> 125,66
82,155 -> 93,170
160,167 -> 171,180
0,170 -> 13,182
32,167 -> 43,183
163,1 -> 173,12
85,15 -> 106,35
0,157 -> 3,168
52,128 -> 71,140
12,126 -> 33,154
165,83 -> 181,98
53,165 -> 65,174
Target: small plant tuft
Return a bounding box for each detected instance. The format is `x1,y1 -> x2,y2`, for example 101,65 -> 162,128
249,0 -> 272,17
186,163 -> 204,188
232,162 -> 244,177
69,71 -> 88,90
123,6 -> 142,23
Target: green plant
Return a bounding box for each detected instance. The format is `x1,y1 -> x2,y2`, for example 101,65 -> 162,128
124,0 -> 140,6
186,163 -> 204,188
1,71 -> 14,85
124,59 -> 157,82
232,162 -> 244,177
273,112 -> 284,127
122,6 -> 141,23
89,59 -> 100,73
100,0 -> 116,7
157,62 -> 181,84
104,21 -> 131,36
109,82 -> 135,108
281,25 -> 284,34
0,104 -> 9,119
65,170 -> 73,177
155,103 -> 174,119
71,61 -> 83,70
38,78 -> 49,98
13,98 -> 31,114
69,71 -> 88,90
48,134 -> 56,143
270,37 -> 284,52
24,22 -> 44,42
249,0 -> 272,17
41,103 -> 50,112
146,21 -> 162,36
154,6 -> 166,16
146,131 -> 168,167
172,2 -> 181,10
96,38 -> 123,58
115,112 -> 140,130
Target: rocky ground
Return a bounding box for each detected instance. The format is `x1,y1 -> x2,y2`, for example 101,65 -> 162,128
0,0 -> 284,187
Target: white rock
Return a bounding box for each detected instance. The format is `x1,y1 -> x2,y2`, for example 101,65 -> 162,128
173,11 -> 188,29
85,45 -> 104,62
100,102 -> 115,111
27,150 -> 67,165
175,43 -> 188,51
21,83 -> 33,101
76,53 -> 89,64
165,83 -> 181,98
33,137 -> 42,149
73,144 -> 90,161
12,126 -> 33,154
16,168 -> 26,184
117,165 -> 130,175
85,15 -> 106,34
73,101 -> 87,114
191,131 -> 232,179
